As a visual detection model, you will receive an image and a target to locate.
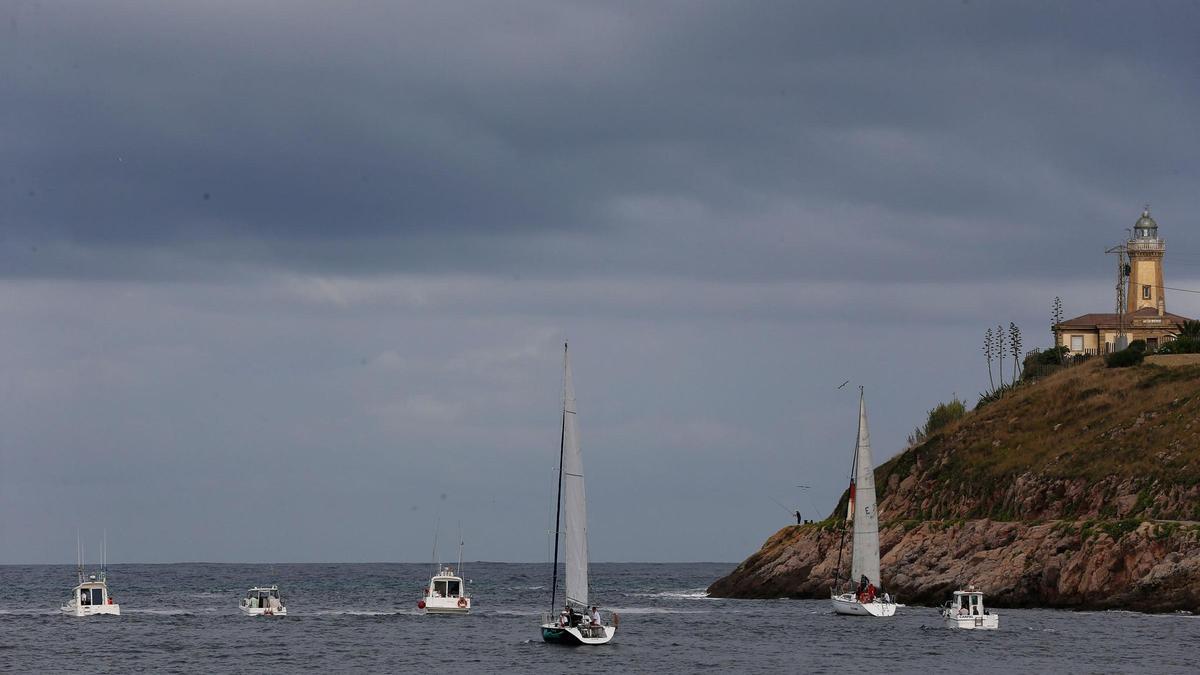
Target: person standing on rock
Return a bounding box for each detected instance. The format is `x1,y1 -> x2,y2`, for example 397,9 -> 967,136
795,510 -> 802,525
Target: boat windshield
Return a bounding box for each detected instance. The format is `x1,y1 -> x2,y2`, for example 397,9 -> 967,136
245,589 -> 281,606
80,587 -> 104,605
432,579 -> 461,597
955,593 -> 984,615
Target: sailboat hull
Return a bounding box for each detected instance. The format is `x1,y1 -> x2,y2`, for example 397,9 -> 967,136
541,623 -> 616,645
831,593 -> 897,617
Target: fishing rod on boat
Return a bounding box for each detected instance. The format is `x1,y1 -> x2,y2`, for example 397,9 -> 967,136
430,513 -> 441,578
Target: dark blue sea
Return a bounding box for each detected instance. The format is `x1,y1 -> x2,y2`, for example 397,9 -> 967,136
1,563 -> 1196,673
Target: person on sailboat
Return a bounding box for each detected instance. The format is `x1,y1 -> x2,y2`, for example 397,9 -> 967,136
590,606 -> 601,626
559,605 -> 570,627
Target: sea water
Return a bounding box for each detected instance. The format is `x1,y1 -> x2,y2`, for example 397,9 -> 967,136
1,562 -> 1196,673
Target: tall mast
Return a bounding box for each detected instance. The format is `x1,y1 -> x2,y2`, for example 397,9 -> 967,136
457,522 -> 464,577
833,387 -> 863,591
548,342 -> 568,614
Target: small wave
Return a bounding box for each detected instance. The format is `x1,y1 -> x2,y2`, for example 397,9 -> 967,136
606,607 -> 708,615
304,609 -> 405,616
0,609 -> 58,616
628,589 -> 711,600
125,609 -> 195,615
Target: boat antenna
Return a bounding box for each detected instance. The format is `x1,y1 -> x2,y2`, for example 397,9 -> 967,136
457,521 -> 464,578
549,341 -> 568,614
76,530 -> 84,585
102,529 -> 107,581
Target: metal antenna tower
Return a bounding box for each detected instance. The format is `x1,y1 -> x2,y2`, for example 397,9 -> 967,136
1105,243 -> 1130,350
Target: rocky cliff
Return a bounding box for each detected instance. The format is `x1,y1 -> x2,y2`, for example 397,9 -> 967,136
708,360 -> 1200,612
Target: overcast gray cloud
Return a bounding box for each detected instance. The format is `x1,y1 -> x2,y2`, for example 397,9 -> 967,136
3,1 -> 1200,563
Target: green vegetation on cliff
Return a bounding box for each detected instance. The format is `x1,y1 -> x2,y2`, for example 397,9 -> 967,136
835,359 -> 1200,524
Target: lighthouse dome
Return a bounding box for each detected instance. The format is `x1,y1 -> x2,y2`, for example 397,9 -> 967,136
1133,207 -> 1158,240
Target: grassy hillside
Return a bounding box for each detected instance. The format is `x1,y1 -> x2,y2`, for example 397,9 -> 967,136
837,359 -> 1200,523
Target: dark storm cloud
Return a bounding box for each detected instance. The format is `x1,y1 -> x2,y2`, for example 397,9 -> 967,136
6,1 -> 1200,564
3,0 -> 1199,283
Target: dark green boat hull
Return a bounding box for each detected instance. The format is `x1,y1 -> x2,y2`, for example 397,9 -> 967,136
541,627 -> 578,645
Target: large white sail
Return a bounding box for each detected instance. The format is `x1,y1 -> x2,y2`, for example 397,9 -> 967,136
561,345 -> 589,607
849,391 -> 881,589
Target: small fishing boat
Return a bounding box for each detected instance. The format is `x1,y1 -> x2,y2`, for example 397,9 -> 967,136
830,388 -> 899,617
240,586 -> 287,616
941,587 -> 998,629
418,566 -> 471,615
539,343 -> 618,645
61,533 -> 120,617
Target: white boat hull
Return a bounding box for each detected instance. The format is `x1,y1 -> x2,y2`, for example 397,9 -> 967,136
421,595 -> 471,614
240,605 -> 287,616
61,603 -> 120,617
831,593 -> 897,617
541,622 -> 616,645
943,613 -> 998,630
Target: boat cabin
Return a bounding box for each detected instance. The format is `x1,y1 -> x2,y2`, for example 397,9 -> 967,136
243,586 -> 283,609
76,578 -> 112,607
427,569 -> 463,598
950,590 -> 988,616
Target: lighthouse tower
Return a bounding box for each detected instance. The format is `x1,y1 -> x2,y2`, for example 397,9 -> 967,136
1126,207 -> 1165,315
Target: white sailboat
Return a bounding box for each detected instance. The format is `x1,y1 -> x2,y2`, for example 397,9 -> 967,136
539,343 -> 617,646
61,532 -> 120,617
830,388 -> 899,617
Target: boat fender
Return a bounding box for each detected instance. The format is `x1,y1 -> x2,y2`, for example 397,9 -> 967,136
457,597 -> 468,608
612,612 -> 619,628
417,600 -> 426,609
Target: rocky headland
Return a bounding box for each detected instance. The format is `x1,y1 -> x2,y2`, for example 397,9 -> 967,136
708,359 -> 1200,612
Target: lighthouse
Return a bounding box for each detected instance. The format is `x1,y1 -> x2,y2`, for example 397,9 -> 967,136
1126,207 -> 1166,316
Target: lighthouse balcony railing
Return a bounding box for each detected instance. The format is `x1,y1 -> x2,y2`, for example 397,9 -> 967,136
1125,240 -> 1165,252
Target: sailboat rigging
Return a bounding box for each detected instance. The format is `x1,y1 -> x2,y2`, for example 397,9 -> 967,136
830,387 -> 899,617
540,342 -> 617,645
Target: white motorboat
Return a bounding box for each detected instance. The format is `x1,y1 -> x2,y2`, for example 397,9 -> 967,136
539,343 -> 618,646
62,576 -> 120,617
61,533 -> 120,616
240,586 -> 287,616
942,587 -> 999,629
418,566 -> 472,615
830,388 -> 899,617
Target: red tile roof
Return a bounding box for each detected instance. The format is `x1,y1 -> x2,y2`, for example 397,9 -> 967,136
1055,307 -> 1192,330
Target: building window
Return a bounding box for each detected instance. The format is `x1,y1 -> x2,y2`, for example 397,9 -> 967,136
1070,336 -> 1084,352
1143,285 -> 1152,299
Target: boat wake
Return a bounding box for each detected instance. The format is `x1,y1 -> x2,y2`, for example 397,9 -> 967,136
606,607 -> 708,615
628,588 -> 711,600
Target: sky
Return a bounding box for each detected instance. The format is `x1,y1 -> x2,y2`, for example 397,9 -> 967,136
2,1 -> 1200,564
